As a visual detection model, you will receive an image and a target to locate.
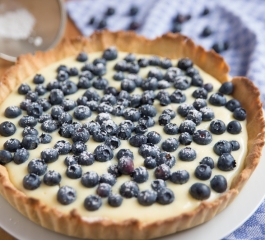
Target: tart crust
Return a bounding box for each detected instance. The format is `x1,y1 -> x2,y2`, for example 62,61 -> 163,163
0,30 -> 264,239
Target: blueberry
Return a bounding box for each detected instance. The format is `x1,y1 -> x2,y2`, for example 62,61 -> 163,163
170,170 -> 190,184
148,68 -> 164,80
138,58 -> 149,67
4,106 -> 22,118
108,194 -> 123,207
96,183 -> 112,198
189,183 -> 210,200
102,47 -> 118,61
164,67 -> 182,82
217,153 -> 236,171
50,106 -> 64,120
179,120 -> 196,134
21,135 -> 39,150
81,171 -> 99,188
209,120 -> 226,135
127,74 -> 143,87
37,98 -> 51,111
0,121 -> 16,137
26,91 -> 38,102
233,107 -> 246,121
94,144 -> 113,162
186,109 -> 203,126
200,157 -> 214,169
173,76 -> 191,90
0,150 -> 13,165
162,137 -> 179,152
123,108 -> 141,122
92,63 -> 107,76
28,158 -> 47,176
178,132 -> 192,145
58,112 -> 72,125
77,151 -> 94,166
158,114 -> 171,126
137,190 -> 157,206
46,80 -> 61,91
129,134 -> 147,147
131,166 -> 149,183
57,70 -> 69,82
119,181 -> 139,198
18,83 -> 31,95
203,83 -> 213,92
157,80 -> 172,89
71,127 -> 90,143
192,88 -> 208,99
92,77 -> 109,90
227,120 -> 242,134
210,175 -> 227,193
144,156 -> 157,169
97,102 -> 113,113
127,62 -> 140,74
178,147 -> 196,161
41,148 -> 59,163
58,123 -> 74,138
66,164 -> 82,179
193,98 -> 207,110
64,155 -> 78,166
113,71 -> 124,81
156,90 -> 171,106
69,67 -> 79,76
55,140 -> 72,154
230,140 -> 240,151
164,123 -> 178,135
41,120 -> 59,133
83,89 -> 100,101
156,188 -> 175,205
193,130 -> 212,145
95,112 -> 111,125
149,56 -> 161,66
93,130 -> 108,142
86,101 -> 99,111
101,94 -> 117,105
177,58 -> 193,70
116,127 -> 131,140
74,105 -> 91,121
57,186 -> 76,205
99,173 -> 116,186
76,52 -> 88,62
157,152 -> 176,168
219,82 -> 233,95
151,179 -> 167,191
118,156 -> 134,175
61,81 -> 78,95
105,136 -> 121,150
141,90 -> 155,105
117,98 -> 129,107
101,120 -> 118,135
160,58 -> 173,69
119,120 -> 135,131
209,92 -> 226,106
154,164 -> 171,180
4,138 -> 21,152
84,195 -> 102,211
108,164 -> 122,178
186,67 -> 199,77
43,170 -> 61,186
85,121 -> 100,135
177,103 -> 194,117
23,173 -> 41,190
139,143 -> 160,159
138,116 -> 155,128
170,90 -> 186,103
114,60 -> 127,71
61,99 -> 76,112
77,77 -> 91,89
134,124 -> 148,134
195,164 -> 212,180
39,133 -> 52,144
200,107 -> 215,121
38,113 -> 52,123
225,99 -> 241,112
141,77 -> 158,91
117,149 -> 134,160
213,140 -> 232,156
49,89 -> 64,105
13,148 -> 28,164
72,141 -> 87,155
19,116 -> 37,128
19,99 -> 32,111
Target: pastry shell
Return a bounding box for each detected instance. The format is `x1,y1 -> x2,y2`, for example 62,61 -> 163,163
0,30 -> 264,239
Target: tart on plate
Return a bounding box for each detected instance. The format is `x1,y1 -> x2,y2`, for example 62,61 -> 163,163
0,31 -> 264,240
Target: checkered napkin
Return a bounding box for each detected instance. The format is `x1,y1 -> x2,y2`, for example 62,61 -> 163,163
67,1 -> 265,239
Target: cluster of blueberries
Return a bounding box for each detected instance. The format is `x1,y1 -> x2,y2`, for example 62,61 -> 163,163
88,5 -> 140,31
171,7 -> 229,54
0,47 -> 247,209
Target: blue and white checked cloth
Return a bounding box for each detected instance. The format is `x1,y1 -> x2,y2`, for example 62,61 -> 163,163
67,1 -> 265,239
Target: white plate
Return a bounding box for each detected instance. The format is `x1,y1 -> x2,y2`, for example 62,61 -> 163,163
1,147 -> 265,240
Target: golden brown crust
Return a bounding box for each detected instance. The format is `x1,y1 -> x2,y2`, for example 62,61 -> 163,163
0,30 -> 264,239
